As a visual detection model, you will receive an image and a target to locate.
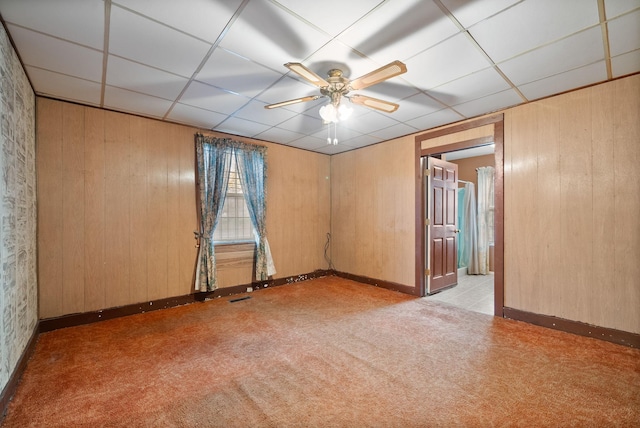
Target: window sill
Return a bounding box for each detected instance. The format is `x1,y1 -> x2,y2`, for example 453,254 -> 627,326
214,242 -> 255,268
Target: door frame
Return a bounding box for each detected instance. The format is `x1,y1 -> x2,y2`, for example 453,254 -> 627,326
414,114 -> 504,317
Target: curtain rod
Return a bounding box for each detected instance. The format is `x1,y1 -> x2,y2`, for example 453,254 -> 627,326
458,180 -> 471,184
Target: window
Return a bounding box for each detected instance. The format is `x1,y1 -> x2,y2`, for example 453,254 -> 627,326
213,156 -> 254,243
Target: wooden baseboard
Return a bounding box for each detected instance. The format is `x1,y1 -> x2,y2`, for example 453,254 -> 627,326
333,270 -> 419,296
1,323 -> 39,419
39,269 -> 333,332
503,307 -> 639,348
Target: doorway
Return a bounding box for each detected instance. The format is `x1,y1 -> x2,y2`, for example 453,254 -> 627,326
424,147 -> 495,315
414,114 -> 504,317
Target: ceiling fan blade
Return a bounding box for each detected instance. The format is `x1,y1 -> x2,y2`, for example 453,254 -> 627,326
349,60 -> 407,91
285,62 -> 330,88
349,95 -> 400,113
264,95 -> 321,109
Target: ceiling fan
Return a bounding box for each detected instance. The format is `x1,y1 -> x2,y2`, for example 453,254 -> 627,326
264,60 -> 408,117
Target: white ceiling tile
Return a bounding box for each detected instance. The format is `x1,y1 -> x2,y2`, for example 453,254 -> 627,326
214,117 -> 272,138
341,111 -> 400,134
428,67 -> 511,106
255,127 -> 306,144
311,141 -> 357,155
389,92 -> 445,122
195,48 -> 283,98
338,0 -> 459,64
234,101 -> 298,127
611,49 -> 640,77
518,61 -> 607,101
106,55 -> 189,101
273,0 -> 384,36
302,40 -> 381,83
356,79 -> 421,103
219,0 -> 330,71
499,27 -> 605,86
6,24 -> 103,82
369,122 -> 418,140
440,0 -> 521,28
608,9 -> 640,56
166,103 -> 227,129
103,85 -> 173,119
255,75 -> 320,106
0,0 -> 104,49
338,134 -> 383,149
311,124 -> 364,143
604,0 -> 640,19
406,108 -> 465,131
25,66 -> 101,106
180,81 -> 250,115
113,0 -> 244,43
470,0 -> 600,62
109,5 -> 211,78
404,33 -> 492,89
286,135 -> 331,151
453,89 -> 523,118
277,113 -> 324,135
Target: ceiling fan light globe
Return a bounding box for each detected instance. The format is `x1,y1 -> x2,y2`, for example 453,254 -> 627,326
338,104 -> 353,121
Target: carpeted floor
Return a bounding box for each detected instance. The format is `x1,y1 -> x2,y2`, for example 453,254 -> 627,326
2,276 -> 639,427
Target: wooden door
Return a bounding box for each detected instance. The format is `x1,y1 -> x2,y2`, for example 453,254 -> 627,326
426,157 -> 458,294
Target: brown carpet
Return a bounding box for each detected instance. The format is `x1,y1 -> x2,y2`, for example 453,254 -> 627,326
2,276 -> 639,427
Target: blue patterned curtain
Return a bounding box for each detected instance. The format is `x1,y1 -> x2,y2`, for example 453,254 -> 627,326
235,143 -> 276,280
195,135 -> 232,291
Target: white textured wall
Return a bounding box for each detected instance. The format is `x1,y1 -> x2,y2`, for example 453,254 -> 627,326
0,22 -> 37,393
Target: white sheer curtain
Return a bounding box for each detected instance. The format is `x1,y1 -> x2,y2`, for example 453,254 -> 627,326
476,166 -> 495,275
463,182 -> 480,274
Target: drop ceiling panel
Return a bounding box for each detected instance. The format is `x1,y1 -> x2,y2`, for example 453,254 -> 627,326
387,92 -> 445,122
604,0 -> 640,19
109,5 -> 211,78
369,122 -> 418,140
218,0 -> 330,71
180,81 -> 250,115
453,89 -> 522,118
276,113 -> 325,135
341,111 -> 401,134
255,127 -> 306,144
25,67 -> 101,106
0,0 -> 104,49
273,0 -> 384,37
406,108 -> 465,131
428,66 -> 512,106
0,0 -> 637,155
338,0 -> 460,64
499,27 -> 605,86
112,0 -> 243,43
7,25 -> 103,82
518,61 -> 607,101
611,50 -> 640,78
104,85 -> 174,119
440,0 -> 520,28
608,10 -> 640,56
469,0 -> 600,62
254,76 -> 319,106
166,103 -> 228,129
233,101 -> 298,127
404,33 -> 492,89
195,48 -> 283,99
213,117 -> 271,139
106,55 -> 189,101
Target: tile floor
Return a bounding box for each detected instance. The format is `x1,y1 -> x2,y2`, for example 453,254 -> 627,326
425,269 -> 494,315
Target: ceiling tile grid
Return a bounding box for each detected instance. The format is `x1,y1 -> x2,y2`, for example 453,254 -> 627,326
0,0 -> 637,154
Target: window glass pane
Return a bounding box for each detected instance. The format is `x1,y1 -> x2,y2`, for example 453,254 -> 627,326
213,156 -> 255,243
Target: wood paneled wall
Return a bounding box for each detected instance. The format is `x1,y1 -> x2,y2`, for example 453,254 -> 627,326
331,74 -> 639,334
330,138 -> 415,287
504,74 -> 640,333
36,98 -> 330,319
